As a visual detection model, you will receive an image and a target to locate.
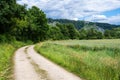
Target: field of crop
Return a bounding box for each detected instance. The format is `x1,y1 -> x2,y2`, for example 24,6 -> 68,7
35,39 -> 120,80
0,41 -> 31,80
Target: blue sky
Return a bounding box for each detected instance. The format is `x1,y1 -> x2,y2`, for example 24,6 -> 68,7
17,0 -> 120,25
102,8 -> 120,17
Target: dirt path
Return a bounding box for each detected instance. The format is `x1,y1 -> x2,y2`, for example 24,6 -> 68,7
14,45 -> 82,80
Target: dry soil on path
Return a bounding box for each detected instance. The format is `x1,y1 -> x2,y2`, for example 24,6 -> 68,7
14,45 -> 82,80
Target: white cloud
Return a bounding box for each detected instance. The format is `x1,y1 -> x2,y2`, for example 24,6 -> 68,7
85,14 -> 120,25
108,14 -> 120,25
85,15 -> 108,22
72,18 -> 79,21
17,0 -> 120,24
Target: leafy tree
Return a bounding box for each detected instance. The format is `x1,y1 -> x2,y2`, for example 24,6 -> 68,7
10,5 -> 49,42
0,0 -> 17,34
97,32 -> 104,39
27,6 -> 49,41
104,28 -> 120,39
11,18 -> 29,41
79,29 -> 87,39
79,28 -> 103,39
48,26 -> 63,40
86,28 -> 98,39
104,30 -> 112,38
65,24 -> 79,39
56,23 -> 70,39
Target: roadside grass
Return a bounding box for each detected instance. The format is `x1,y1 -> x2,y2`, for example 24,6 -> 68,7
35,39 -> 120,80
0,41 -> 32,80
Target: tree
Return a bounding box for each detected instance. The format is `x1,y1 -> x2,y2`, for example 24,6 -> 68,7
79,29 -> 87,39
86,28 -> 98,39
11,5 -> 49,42
104,30 -> 112,38
65,24 -> 79,39
105,28 -> 120,38
0,0 -> 17,34
56,23 -> 70,39
26,6 -> 49,41
48,26 -> 63,40
97,32 -> 104,39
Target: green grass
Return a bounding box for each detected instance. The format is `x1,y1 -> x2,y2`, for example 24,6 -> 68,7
35,39 -> 120,80
0,41 -> 32,80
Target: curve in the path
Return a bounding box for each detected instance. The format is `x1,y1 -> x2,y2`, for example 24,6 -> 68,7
14,46 -> 40,80
14,45 -> 82,80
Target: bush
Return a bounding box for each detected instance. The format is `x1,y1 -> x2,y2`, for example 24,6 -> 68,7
0,34 -> 16,43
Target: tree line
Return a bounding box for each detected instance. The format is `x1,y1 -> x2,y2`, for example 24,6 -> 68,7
48,22 -> 120,40
48,18 -> 120,30
0,0 -> 120,43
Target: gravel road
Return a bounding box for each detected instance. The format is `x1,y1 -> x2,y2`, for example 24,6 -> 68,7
14,45 -> 82,80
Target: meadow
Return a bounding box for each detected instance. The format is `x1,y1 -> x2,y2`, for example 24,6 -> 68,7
0,41 -> 31,80
35,39 -> 120,80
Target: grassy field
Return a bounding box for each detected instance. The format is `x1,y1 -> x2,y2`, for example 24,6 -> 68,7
35,39 -> 120,80
0,41 -> 32,80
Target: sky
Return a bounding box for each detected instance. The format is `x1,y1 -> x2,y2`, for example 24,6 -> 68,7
17,0 -> 120,25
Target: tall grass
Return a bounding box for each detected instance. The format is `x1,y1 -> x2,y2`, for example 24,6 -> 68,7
0,41 -> 32,80
52,39 -> 120,48
35,39 -> 120,80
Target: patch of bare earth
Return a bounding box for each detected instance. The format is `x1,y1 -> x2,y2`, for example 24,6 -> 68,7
14,45 -> 82,80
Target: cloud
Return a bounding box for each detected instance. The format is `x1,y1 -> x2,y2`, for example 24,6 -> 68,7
108,14 -> 120,25
85,14 -> 120,25
17,0 -> 120,24
85,15 -> 108,22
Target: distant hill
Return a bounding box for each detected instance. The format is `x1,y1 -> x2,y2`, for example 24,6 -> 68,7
81,23 -> 105,33
48,18 -> 120,30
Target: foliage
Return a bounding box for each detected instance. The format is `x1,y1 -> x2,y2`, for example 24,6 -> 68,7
27,6 -> 49,41
0,34 -> 16,43
48,23 -> 80,40
0,0 -> 17,34
79,28 -> 104,39
105,28 -> 120,39
56,23 -> 70,39
48,26 -> 64,40
0,1 -> 49,42
65,24 -> 80,39
48,19 -> 120,40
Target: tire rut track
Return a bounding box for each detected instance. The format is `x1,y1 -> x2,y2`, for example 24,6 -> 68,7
14,45 -> 82,80
25,47 -> 50,80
